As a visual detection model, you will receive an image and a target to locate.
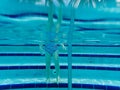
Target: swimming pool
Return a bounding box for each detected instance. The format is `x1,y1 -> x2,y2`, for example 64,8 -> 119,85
0,0 -> 120,90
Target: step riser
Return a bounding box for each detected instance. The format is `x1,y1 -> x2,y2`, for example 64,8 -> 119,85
0,46 -> 120,54
0,56 -> 120,65
0,69 -> 120,81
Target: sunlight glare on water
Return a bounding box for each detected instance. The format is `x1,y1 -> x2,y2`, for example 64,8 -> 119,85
0,0 -> 119,46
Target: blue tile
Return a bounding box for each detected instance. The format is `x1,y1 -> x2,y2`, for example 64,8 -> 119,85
61,65 -> 67,69
0,66 -> 9,70
8,66 -> 19,69
86,66 -> 96,70
38,66 -> 45,69
72,44 -> 120,47
72,54 -> 81,57
51,66 -> 55,69
96,66 -> 106,70
72,83 -> 82,88
0,53 -> 42,56
0,85 -> 10,89
1,64 -> 120,72
0,53 -> 120,58
11,84 -> 24,89
116,68 -> 120,71
19,66 -> 28,69
59,83 -> 68,88
72,66 -> 77,69
72,53 -> 120,58
106,67 -> 117,71
81,84 -> 94,89
47,83 -> 59,88
29,66 -> 38,69
59,54 -> 68,57
36,83 -> 47,88
2,44 -> 120,47
23,83 -> 36,88
94,84 -> 106,89
0,83 -> 120,90
107,86 -> 120,90
76,66 -> 86,69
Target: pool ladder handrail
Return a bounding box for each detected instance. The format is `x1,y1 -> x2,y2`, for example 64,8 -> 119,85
68,1 -> 75,90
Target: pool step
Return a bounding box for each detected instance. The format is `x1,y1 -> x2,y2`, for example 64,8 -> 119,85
0,78 -> 120,90
0,44 -> 120,54
0,65 -> 120,83
0,46 -> 119,89
0,52 -> 120,65
0,64 -> 120,71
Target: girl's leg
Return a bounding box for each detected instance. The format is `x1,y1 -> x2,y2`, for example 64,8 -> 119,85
45,52 -> 51,83
54,50 -> 60,83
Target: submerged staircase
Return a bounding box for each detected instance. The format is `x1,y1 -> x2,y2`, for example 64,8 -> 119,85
0,0 -> 120,90
0,44 -> 120,90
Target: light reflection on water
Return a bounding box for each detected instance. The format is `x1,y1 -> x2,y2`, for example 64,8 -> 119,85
0,0 -> 119,45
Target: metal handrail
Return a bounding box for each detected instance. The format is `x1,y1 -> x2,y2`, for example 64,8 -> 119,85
68,1 -> 75,90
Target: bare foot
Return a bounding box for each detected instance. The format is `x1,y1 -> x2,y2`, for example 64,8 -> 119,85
56,76 -> 60,84
46,79 -> 50,83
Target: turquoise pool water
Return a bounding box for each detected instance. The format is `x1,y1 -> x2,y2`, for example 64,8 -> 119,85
0,0 -> 120,90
